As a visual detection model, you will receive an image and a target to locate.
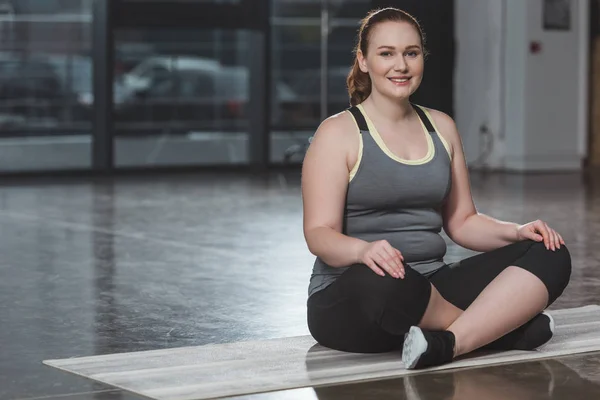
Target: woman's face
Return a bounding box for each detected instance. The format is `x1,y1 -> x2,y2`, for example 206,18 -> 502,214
358,20 -> 424,101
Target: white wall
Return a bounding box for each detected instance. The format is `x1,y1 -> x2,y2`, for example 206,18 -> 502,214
503,0 -> 528,170
455,0 -> 589,171
455,0 -> 505,168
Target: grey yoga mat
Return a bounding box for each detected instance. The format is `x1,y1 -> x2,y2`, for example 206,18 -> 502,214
44,305 -> 600,400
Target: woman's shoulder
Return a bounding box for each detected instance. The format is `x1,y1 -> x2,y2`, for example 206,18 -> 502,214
417,106 -> 456,132
305,109 -> 361,171
416,106 -> 461,145
311,109 -> 360,147
318,109 -> 358,135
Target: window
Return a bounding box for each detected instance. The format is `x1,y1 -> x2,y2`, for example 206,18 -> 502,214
0,0 -> 93,171
114,28 -> 254,167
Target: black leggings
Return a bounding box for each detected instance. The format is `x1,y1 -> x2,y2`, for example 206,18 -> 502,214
307,240 -> 572,354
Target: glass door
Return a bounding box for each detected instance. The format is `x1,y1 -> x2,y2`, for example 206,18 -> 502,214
269,0 -> 371,164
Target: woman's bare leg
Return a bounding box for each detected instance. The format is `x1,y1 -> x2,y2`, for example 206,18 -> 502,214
418,284 -> 463,330
446,266 -> 548,357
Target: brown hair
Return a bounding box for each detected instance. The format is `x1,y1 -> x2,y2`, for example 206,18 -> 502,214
347,8 -> 427,106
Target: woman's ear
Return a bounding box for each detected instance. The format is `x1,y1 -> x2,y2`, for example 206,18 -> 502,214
357,50 -> 368,73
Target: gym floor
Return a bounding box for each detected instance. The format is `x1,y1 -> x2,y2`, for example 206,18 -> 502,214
2,170 -> 600,400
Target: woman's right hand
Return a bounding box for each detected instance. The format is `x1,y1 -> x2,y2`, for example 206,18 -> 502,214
357,240 -> 405,279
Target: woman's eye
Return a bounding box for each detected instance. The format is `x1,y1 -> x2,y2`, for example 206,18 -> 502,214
406,51 -> 419,57
380,52 -> 392,57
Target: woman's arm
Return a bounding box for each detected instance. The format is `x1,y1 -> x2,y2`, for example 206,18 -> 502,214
302,112 -> 405,277
302,112 -> 368,267
428,110 -> 525,252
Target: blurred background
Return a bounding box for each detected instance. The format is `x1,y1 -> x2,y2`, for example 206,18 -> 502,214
0,0 -> 595,174
2,2 -> 600,399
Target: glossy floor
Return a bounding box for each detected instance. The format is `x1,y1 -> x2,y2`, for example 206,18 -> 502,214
1,170 -> 600,400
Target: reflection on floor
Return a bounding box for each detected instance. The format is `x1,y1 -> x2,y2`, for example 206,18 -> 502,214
1,170 -> 599,399
231,358 -> 600,400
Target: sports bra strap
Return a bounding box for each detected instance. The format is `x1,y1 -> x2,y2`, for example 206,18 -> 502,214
349,104 -> 437,134
347,106 -> 369,132
412,104 -> 436,133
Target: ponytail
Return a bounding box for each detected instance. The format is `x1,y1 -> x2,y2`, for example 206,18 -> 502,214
347,58 -> 371,106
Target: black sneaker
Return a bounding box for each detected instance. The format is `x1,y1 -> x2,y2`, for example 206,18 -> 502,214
482,312 -> 555,351
402,326 -> 456,370
514,312 -> 555,350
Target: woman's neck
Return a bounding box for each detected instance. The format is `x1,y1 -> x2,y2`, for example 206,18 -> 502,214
362,91 -> 413,124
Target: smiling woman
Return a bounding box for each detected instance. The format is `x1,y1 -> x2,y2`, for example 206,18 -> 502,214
302,7 -> 571,372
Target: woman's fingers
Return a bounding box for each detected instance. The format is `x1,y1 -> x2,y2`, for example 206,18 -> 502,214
544,224 -> 556,251
361,240 -> 406,279
382,246 -> 404,278
535,220 -> 551,250
550,227 -> 561,250
542,222 -> 562,251
394,249 -> 406,277
551,228 -> 562,249
373,252 -> 403,279
373,253 -> 397,278
365,259 -> 386,277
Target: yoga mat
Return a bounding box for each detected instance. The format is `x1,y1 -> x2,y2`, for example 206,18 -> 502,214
44,305 -> 600,400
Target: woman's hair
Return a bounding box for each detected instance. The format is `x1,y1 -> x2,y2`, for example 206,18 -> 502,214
347,8 -> 427,106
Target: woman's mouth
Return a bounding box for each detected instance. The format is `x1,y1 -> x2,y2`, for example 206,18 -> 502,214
388,77 -> 411,86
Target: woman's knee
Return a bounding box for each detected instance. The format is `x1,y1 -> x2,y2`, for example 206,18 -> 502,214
344,264 -> 430,302
550,243 -> 572,294
519,241 -> 572,303
532,240 -> 571,278
341,264 -> 432,330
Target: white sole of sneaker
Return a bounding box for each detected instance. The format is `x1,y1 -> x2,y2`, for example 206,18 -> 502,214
402,326 -> 428,369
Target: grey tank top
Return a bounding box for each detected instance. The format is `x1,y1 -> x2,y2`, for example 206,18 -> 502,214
307,103 -> 453,298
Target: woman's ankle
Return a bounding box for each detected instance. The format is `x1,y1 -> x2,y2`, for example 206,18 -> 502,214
449,329 -> 462,357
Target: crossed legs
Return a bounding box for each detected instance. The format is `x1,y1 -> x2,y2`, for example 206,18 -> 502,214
307,240 -> 571,367
418,267 -> 548,357
407,240 -> 571,367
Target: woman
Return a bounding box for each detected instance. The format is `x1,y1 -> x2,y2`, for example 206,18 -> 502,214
301,7 -> 571,370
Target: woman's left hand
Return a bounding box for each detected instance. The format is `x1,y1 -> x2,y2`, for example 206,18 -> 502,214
517,220 -> 565,251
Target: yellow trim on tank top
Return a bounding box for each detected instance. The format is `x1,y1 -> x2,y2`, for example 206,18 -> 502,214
415,105 -> 453,160
346,110 -> 363,182
356,103 -> 434,165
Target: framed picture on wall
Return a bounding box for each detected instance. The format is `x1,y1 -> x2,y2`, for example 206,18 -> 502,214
543,0 -> 571,31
